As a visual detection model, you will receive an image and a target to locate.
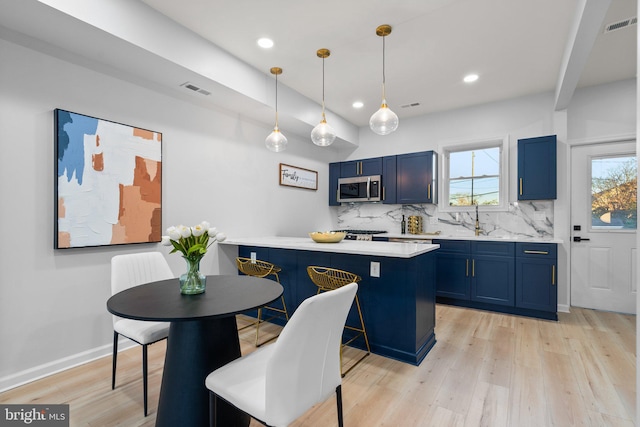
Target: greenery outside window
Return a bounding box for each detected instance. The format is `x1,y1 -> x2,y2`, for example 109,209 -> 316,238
590,155 -> 637,230
439,137 -> 509,212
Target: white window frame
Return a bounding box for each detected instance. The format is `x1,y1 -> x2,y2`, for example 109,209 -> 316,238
438,136 -> 510,213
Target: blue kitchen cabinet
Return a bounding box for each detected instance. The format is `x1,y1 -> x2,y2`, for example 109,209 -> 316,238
296,249 -> 331,301
396,151 -> 438,204
328,162 -> 340,206
382,155 -> 397,204
515,243 -> 557,315
435,239 -> 556,320
435,240 -> 470,300
238,245 -> 437,365
435,240 -> 514,306
518,135 -> 557,200
470,241 -> 515,307
340,157 -> 383,177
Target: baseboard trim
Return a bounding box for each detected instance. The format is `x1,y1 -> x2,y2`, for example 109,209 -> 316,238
558,304 -> 570,313
0,339 -> 137,393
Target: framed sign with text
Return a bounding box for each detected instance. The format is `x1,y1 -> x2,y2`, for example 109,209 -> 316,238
279,163 -> 318,190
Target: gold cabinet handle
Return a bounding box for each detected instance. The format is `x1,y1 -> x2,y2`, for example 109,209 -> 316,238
472,259 -> 475,277
428,184 -> 431,199
552,265 -> 556,286
524,250 -> 549,255
519,178 -> 523,195
383,186 -> 386,201
466,259 -> 469,277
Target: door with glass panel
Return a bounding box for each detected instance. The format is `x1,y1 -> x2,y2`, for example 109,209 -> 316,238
570,141 -> 637,314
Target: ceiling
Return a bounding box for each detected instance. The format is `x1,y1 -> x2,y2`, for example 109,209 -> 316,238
137,0 -> 637,126
0,0 -> 635,145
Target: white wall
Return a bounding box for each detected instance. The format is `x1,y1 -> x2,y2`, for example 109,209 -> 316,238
0,38 -> 338,390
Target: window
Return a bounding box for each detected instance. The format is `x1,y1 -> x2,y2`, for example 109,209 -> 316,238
440,137 -> 509,212
591,155 -> 637,230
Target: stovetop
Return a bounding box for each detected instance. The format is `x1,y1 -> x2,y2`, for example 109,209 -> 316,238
332,230 -> 388,241
333,229 -> 388,235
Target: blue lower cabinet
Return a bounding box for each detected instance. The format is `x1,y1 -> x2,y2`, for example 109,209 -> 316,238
293,249 -> 330,306
238,246 -> 437,365
435,240 -> 556,320
515,243 -> 557,316
471,255 -> 514,306
436,252 -> 470,299
435,241 -> 514,306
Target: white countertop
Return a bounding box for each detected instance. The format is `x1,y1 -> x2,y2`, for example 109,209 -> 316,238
384,233 -> 562,244
220,236 -> 440,258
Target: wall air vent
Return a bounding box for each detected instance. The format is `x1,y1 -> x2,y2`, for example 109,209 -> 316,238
179,82 -> 211,96
401,102 -> 421,108
604,16 -> 637,33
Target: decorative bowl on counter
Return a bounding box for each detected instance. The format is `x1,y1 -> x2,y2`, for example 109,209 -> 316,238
309,231 -> 346,243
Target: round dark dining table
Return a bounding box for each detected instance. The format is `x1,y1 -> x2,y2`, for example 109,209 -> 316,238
107,274 -> 283,427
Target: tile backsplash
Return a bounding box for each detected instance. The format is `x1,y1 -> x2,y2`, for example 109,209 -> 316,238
336,201 -> 554,239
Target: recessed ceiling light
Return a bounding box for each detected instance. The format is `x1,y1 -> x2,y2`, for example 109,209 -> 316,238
257,38 -> 274,49
463,74 -> 479,83
352,101 -> 364,109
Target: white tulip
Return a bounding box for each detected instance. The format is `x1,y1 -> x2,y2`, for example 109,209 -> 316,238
201,221 -> 211,230
208,227 -> 218,238
215,232 -> 226,242
191,224 -> 206,237
178,225 -> 191,238
168,227 -> 181,240
161,236 -> 172,246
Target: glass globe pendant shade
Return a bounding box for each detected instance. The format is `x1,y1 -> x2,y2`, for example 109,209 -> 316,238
311,119 -> 336,146
369,99 -> 399,135
265,126 -> 288,152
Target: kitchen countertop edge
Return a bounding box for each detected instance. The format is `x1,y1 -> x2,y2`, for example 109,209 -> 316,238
220,236 -> 439,258
384,233 -> 563,244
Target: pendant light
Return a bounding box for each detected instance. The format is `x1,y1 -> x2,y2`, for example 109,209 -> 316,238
311,48 -> 337,147
369,24 -> 399,136
265,67 -> 288,152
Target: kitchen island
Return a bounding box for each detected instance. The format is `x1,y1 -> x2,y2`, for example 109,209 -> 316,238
220,237 -> 440,365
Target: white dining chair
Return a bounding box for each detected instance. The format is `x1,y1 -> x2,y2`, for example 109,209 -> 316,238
111,252 -> 174,416
205,282 -> 358,427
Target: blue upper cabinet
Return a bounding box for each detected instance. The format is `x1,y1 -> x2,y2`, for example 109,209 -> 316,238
396,151 -> 438,204
382,155 -> 397,204
328,162 -> 340,206
340,157 -> 382,177
518,135 -> 557,200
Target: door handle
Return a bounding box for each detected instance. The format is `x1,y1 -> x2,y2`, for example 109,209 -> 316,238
573,236 -> 591,242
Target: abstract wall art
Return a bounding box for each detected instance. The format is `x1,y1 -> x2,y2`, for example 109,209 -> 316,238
55,109 -> 162,248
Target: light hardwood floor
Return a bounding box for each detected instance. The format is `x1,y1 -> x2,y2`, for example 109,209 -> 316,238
1,305 -> 635,426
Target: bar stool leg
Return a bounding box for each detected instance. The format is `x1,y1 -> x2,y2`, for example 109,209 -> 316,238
340,294 -> 371,377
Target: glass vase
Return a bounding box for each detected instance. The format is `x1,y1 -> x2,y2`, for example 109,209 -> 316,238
180,256 -> 206,295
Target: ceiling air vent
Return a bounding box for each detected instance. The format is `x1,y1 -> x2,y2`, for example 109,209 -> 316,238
179,82 -> 211,96
604,16 -> 637,33
401,102 -> 421,108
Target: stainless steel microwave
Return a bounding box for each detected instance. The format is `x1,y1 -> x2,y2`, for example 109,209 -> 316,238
337,175 -> 382,203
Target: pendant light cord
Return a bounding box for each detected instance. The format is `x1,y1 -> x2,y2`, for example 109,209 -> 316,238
275,72 -> 279,129
321,56 -> 327,120
381,35 -> 387,101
